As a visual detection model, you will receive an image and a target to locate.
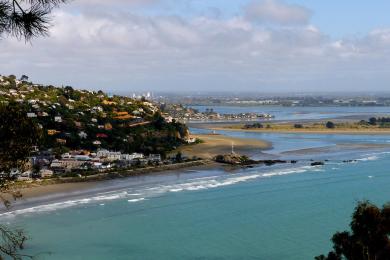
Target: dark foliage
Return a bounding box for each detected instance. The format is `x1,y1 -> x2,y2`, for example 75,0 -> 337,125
0,0 -> 66,40
326,121 -> 335,129
316,201 -> 390,260
0,102 -> 41,176
244,123 -> 263,129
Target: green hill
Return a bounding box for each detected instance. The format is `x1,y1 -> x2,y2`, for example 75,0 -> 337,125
0,74 -> 188,157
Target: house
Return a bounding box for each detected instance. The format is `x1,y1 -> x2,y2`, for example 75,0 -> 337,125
78,131 -> 87,139
39,169 -> 53,178
39,112 -> 49,117
48,129 -> 60,136
54,116 -> 62,123
102,100 -> 117,105
163,115 -> 173,123
113,111 -> 134,120
185,137 -> 197,144
93,140 -> 102,145
121,153 -> 144,161
97,149 -> 122,162
56,138 -> 67,144
104,123 -> 113,130
27,112 -> 37,118
96,133 -> 108,138
74,155 -> 91,161
61,153 -> 72,159
50,159 -> 85,171
148,154 -> 162,163
18,171 -> 32,181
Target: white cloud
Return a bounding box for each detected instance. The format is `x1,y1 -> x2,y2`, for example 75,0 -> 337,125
245,0 -> 311,25
1,3 -> 390,92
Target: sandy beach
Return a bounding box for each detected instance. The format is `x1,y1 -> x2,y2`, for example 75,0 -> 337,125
177,134 -> 272,159
0,133 -> 272,205
0,161 -> 221,203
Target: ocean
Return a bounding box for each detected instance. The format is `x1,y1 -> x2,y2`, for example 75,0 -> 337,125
3,107 -> 390,259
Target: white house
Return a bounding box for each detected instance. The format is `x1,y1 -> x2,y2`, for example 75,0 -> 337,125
27,112 -> 37,118
97,149 -> 122,162
121,153 -> 144,161
78,131 -> 88,139
18,171 -> 32,181
40,169 -> 54,178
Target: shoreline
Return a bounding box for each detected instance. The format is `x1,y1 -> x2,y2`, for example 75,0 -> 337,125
1,133 -> 272,206
1,160 -> 217,206
207,126 -> 390,135
177,134 -> 272,159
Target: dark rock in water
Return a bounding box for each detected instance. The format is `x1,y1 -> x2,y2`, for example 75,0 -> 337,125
290,160 -> 298,164
261,160 -> 287,166
214,154 -> 288,166
214,154 -> 253,165
311,161 -> 325,166
343,160 -> 357,163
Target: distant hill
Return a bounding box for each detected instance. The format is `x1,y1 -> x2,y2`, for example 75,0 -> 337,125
0,74 -> 189,157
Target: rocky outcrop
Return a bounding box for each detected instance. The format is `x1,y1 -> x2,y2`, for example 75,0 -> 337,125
214,154 -> 252,165
311,161 -> 325,166
214,153 -> 293,166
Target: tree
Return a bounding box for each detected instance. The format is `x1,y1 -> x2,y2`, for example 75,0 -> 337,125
369,117 -> 377,126
0,102 -> 41,178
0,102 -> 42,259
326,121 -> 335,129
0,0 -> 66,41
317,201 -> 390,260
0,2 -> 66,259
175,151 -> 183,163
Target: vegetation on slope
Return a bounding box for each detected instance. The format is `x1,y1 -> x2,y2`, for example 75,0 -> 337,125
0,74 -> 189,158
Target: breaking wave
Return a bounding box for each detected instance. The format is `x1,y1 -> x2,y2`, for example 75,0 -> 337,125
3,150 -> 390,218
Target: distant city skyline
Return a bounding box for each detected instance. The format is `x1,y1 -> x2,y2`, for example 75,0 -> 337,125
2,0 -> 390,92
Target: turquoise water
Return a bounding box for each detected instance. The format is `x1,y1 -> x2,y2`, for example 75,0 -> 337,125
3,131 -> 390,259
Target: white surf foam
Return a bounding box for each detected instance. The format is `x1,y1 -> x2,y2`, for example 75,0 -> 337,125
0,164 -> 340,217
128,198 -> 145,203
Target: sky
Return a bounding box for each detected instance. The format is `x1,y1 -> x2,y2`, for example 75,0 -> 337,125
2,0 -> 390,93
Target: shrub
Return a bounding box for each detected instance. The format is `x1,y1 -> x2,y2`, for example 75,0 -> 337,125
326,121 -> 335,129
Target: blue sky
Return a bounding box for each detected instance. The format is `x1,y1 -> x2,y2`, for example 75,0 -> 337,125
137,0 -> 390,37
2,0 -> 390,92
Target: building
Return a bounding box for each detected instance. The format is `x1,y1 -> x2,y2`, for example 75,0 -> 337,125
50,159 -> 85,171
56,138 -> 67,144
27,112 -> 37,118
97,149 -> 122,162
121,153 -> 144,161
148,154 -> 162,163
78,131 -> 88,139
54,116 -> 62,123
40,169 -> 54,178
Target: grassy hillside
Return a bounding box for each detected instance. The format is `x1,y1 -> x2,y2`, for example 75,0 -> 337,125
0,74 -> 188,157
